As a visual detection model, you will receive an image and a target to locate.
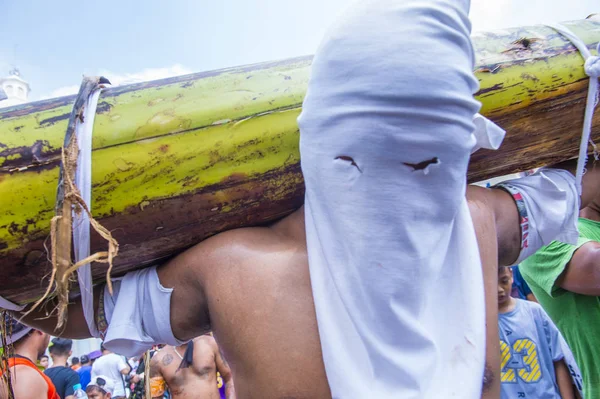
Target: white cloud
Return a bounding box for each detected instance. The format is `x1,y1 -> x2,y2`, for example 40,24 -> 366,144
98,64 -> 193,87
38,64 -> 193,100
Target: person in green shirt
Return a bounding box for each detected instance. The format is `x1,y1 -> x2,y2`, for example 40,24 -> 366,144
521,200 -> 600,399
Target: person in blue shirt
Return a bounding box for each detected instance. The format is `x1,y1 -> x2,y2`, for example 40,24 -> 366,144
511,265 -> 537,302
498,266 -> 582,398
77,354 -> 93,389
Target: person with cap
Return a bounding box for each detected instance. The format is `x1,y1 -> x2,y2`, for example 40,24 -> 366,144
77,355 -> 93,390
45,338 -> 81,399
88,350 -> 102,365
91,345 -> 130,399
86,375 -> 115,399
0,314 -> 58,399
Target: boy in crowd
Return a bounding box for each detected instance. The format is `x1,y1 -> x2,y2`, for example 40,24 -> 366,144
86,375 -> 115,399
77,355 -> 92,389
39,354 -> 49,370
92,345 -> 130,399
45,338 -> 81,399
497,266 -> 582,398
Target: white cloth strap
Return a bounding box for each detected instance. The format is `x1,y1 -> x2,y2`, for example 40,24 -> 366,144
0,296 -> 25,312
73,87 -> 104,338
547,23 -> 600,196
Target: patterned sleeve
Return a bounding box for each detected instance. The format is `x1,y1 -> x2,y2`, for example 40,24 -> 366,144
520,236 -> 593,298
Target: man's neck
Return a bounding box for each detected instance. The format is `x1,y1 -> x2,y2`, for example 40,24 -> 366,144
13,344 -> 39,364
176,343 -> 188,352
498,297 -> 517,314
50,356 -> 69,367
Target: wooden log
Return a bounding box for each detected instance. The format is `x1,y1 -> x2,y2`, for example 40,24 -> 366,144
1,18 -> 599,303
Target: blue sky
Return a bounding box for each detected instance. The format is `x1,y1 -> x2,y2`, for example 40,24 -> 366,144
0,0 -> 597,100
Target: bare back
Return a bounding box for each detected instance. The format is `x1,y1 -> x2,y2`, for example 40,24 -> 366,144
158,208 -> 331,399
151,336 -> 221,399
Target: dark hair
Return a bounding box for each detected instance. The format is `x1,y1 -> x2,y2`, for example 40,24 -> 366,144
100,343 -> 107,352
80,355 -> 90,364
71,357 -> 80,364
49,338 -> 73,356
86,385 -> 107,395
38,355 -> 49,360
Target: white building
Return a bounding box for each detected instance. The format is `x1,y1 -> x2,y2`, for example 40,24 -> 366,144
0,68 -> 30,108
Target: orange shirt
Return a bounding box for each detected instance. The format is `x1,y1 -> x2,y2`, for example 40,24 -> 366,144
0,356 -> 60,399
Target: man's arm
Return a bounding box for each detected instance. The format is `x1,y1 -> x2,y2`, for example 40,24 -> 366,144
526,292 -> 538,302
9,226 -> 229,342
468,159 -> 600,267
149,355 -> 166,399
468,198 -> 500,399
559,241 -> 600,295
467,185 -> 520,266
213,341 -> 235,399
554,360 -> 576,399
118,356 -> 131,375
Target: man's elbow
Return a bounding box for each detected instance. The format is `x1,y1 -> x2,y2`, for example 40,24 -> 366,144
481,363 -> 496,396
561,244 -> 600,295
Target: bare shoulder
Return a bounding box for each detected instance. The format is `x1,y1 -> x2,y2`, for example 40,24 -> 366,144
3,365 -> 48,399
179,225 -> 286,261
193,334 -> 216,344
150,349 -> 164,373
193,334 -> 218,350
181,223 -> 302,275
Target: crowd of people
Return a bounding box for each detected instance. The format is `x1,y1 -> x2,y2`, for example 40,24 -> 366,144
0,322 -> 232,398
0,0 -> 599,398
